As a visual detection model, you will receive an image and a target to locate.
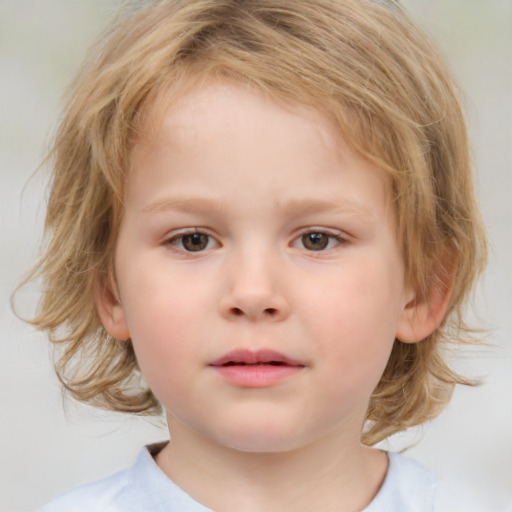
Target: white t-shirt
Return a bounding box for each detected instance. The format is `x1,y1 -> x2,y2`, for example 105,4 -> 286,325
39,443 -> 486,512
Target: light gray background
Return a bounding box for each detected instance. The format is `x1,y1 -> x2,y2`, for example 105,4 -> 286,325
1,1 -> 511,510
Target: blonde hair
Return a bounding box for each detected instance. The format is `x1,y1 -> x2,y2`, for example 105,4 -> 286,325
24,0 -> 486,444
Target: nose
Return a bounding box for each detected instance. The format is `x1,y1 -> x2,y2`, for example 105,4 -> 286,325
219,250 -> 290,322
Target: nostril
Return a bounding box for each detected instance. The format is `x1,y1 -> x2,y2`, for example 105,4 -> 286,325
229,307 -> 278,317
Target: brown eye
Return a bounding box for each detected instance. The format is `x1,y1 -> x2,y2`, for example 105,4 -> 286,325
181,233 -> 210,251
168,230 -> 220,253
301,233 -> 329,250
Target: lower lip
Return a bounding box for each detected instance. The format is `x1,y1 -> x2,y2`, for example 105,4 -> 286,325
211,364 -> 303,388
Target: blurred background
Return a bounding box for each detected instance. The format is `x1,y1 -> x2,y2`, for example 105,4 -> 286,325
1,1 -> 511,510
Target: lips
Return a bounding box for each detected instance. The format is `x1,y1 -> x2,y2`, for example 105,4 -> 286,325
209,349 -> 305,388
209,349 -> 304,368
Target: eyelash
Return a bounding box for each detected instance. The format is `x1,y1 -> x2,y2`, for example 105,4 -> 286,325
165,228 -> 347,254
166,229 -> 219,253
292,229 -> 347,252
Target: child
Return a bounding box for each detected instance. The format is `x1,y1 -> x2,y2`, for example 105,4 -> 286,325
28,0 -> 487,510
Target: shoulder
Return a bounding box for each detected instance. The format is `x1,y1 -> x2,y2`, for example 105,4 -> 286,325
38,443 -> 212,512
38,468 -> 133,512
365,452 -> 495,512
434,471 -> 496,512
364,452 -> 436,512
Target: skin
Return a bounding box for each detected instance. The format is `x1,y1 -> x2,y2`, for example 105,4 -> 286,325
96,79 -> 447,512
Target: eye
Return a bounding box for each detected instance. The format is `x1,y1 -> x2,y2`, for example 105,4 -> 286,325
168,231 -> 218,252
293,231 -> 344,251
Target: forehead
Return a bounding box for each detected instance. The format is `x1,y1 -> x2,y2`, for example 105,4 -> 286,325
129,77 -> 394,219
137,75 -> 339,153
135,76 -> 383,172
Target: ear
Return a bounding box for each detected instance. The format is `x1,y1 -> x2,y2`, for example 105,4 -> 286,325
93,275 -> 131,341
396,264 -> 454,344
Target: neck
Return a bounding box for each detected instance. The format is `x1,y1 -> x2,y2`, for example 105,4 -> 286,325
155,419 -> 387,512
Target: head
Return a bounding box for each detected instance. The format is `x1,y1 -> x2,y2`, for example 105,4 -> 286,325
31,0 -> 486,445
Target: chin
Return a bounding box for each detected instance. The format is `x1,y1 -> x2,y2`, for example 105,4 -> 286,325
207,420 -> 312,454
221,435 -> 304,454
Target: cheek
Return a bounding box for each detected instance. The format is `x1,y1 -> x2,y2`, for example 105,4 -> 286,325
305,262 -> 401,335
118,252 -> 212,339
113,241 -> 224,399
299,258 -> 402,383
117,274 -> 210,388
127,308 -> 203,414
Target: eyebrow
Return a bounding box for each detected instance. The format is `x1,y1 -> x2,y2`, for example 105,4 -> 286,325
142,197 -> 226,214
142,196 -> 376,219
276,198 -> 376,219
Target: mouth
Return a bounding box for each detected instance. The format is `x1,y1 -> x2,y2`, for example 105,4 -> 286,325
209,349 -> 305,388
209,349 -> 305,368
222,361 -> 289,366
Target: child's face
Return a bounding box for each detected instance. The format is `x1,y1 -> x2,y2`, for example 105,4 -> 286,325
99,79 -> 416,453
